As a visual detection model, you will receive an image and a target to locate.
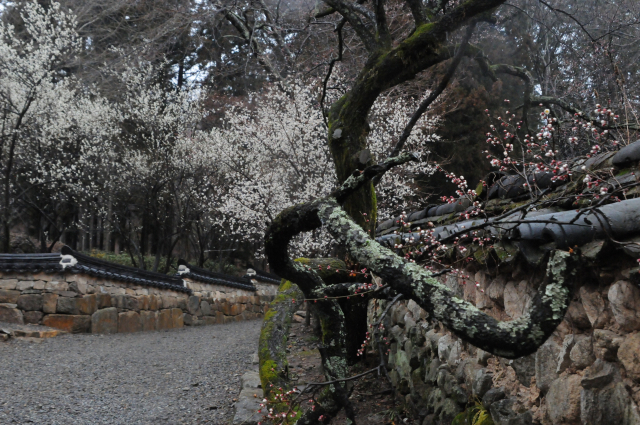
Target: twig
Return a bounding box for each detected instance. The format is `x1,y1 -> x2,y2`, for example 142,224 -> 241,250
320,19 -> 345,126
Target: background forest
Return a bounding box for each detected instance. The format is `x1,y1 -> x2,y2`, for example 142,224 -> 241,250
0,0 -> 638,275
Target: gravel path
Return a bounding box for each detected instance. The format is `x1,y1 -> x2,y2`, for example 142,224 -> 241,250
0,321 -> 262,424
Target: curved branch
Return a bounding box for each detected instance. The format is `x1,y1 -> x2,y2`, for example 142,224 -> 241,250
265,155 -> 580,360
317,199 -> 578,358
332,151 -> 419,202
322,0 -> 378,52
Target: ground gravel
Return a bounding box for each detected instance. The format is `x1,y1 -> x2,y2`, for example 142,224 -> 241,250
0,320 -> 262,425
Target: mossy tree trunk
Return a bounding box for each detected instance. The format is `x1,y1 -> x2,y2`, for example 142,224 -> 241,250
323,0 -> 508,368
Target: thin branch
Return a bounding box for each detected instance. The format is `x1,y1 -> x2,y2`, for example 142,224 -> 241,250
321,19 -> 346,126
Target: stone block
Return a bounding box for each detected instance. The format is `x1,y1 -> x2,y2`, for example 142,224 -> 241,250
232,388 -> 264,425
138,295 -> 150,311
566,300 -> 591,329
125,288 -> 136,295
0,279 -> 18,290
486,276 -> 506,307
546,374 -> 581,424
593,329 -> 623,361
536,339 -> 560,394
202,316 -> 217,326
504,280 -> 533,319
69,280 -> 88,294
0,289 -> 19,304
569,335 -> 595,369
140,310 -> 157,332
112,295 -> 138,311
135,288 -> 149,296
110,287 -> 126,295
187,295 -> 200,315
176,297 -> 187,311
171,308 -> 184,328
91,308 -> 118,334
77,294 -> 97,315
96,293 -> 111,309
580,382 -> 640,425
22,310 -> 42,324
183,313 -> 196,326
16,280 -> 35,291
608,280 -> 640,331
223,315 -> 234,324
216,311 -> 224,324
580,285 -> 610,329
33,281 -> 45,290
581,359 -> 619,389
118,311 -> 141,333
0,303 -> 23,324
617,332 -> 640,381
161,296 -> 177,309
111,294 -> 126,310
510,353 -> 536,387
148,295 -> 159,310
44,280 -> 68,291
56,296 -> 79,314
482,387 -> 505,410
43,314 -> 90,333
42,293 -> 58,314
17,294 -> 43,311
200,300 -> 211,316
158,309 -> 173,330
472,369 -> 494,397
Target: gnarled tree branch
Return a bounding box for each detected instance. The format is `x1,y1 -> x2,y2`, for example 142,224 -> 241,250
265,154 -> 580,360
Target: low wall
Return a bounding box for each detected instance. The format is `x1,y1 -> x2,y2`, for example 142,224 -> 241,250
0,271 -> 275,334
369,260 -> 640,425
184,278 -> 278,299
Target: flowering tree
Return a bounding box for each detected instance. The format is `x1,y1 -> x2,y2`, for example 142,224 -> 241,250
0,1 -> 117,252
197,78 -> 438,260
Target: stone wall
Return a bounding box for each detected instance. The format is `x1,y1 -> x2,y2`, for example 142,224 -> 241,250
0,272 -> 275,334
369,261 -> 640,425
184,277 -> 278,299
254,282 -> 280,298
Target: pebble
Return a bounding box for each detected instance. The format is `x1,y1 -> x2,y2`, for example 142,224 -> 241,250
0,321 -> 261,424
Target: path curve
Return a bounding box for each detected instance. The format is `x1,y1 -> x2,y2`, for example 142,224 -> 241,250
0,321 -> 261,424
